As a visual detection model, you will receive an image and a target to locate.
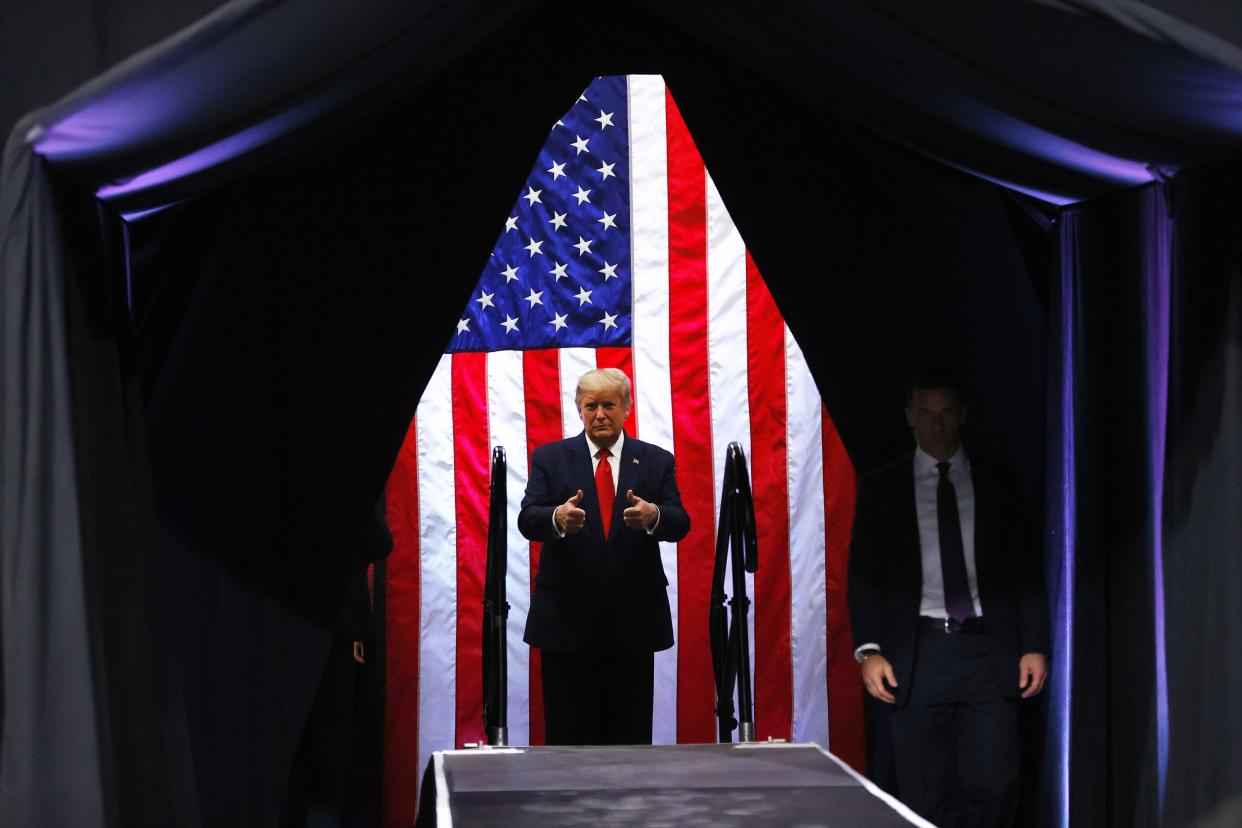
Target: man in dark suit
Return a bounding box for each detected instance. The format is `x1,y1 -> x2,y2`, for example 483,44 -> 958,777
848,378 -> 1048,827
519,367 -> 690,745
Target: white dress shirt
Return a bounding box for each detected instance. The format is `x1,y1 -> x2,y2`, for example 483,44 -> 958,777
854,445 -> 982,662
913,445 -> 982,618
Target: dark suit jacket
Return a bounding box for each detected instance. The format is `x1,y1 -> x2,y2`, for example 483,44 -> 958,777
519,431 -> 690,654
847,452 -> 1048,706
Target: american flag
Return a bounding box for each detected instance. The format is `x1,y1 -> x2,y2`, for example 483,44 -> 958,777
382,75 -> 862,825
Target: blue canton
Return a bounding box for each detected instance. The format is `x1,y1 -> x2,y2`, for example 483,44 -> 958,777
449,75 -> 631,353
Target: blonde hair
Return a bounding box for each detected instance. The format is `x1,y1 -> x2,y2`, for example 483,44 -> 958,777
575,368 -> 632,408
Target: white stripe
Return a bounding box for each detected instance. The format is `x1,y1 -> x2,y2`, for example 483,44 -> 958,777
487,350 -> 530,746
704,172 -> 758,730
629,74 -> 679,744
417,354 -> 458,773
785,330 -> 829,743
558,348 -> 596,437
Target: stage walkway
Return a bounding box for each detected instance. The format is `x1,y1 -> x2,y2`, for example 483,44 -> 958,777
418,742 -> 931,826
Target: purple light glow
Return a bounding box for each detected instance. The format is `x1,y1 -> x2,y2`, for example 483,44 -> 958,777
93,103 -> 312,201
1144,187 -> 1171,814
928,91 -> 1155,187
1050,213 -> 1078,828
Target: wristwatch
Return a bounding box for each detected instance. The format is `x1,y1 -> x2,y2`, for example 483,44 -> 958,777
855,647 -> 880,664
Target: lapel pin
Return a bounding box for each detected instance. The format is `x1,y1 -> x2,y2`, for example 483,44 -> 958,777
633,457 -> 640,464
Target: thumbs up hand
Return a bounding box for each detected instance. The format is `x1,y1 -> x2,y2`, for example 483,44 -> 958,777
623,489 -> 658,531
556,489 -> 587,534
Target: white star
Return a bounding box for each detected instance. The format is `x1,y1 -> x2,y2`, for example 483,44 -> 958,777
475,290 -> 494,310
572,186 -> 592,205
501,315 -> 520,334
577,92 -> 588,103
549,312 -> 568,331
547,161 -> 566,180
501,264 -> 519,282
596,161 -> 615,180
548,211 -> 567,231
505,215 -> 519,233
575,286 -> 593,306
456,318 -> 470,334
597,211 -> 617,231
524,237 -> 544,257
571,134 -> 590,155
555,119 -> 565,128
595,110 -> 614,129
599,261 -> 618,280
573,236 -> 594,256
523,186 -> 542,206
599,311 -> 618,330
524,289 -> 543,307
549,261 -> 568,280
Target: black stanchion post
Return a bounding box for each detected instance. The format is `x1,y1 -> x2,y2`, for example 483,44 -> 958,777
482,446 -> 509,746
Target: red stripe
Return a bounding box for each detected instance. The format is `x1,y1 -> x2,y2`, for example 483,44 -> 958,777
594,346 -> 637,437
522,349 -> 563,746
665,89 -> 717,743
745,252 -> 794,740
383,416 -> 422,827
452,353 -> 489,748
823,406 -> 864,770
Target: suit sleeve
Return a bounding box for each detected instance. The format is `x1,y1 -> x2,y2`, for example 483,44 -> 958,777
518,447 -> 560,542
650,455 -> 690,543
847,470 -> 882,649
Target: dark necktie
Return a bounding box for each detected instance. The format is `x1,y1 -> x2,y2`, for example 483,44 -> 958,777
596,448 -> 615,539
936,461 -> 974,622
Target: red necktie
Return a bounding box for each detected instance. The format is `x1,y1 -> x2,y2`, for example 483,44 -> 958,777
595,448 -> 614,539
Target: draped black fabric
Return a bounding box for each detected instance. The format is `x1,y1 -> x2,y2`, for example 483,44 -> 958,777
3,0 -> 1242,825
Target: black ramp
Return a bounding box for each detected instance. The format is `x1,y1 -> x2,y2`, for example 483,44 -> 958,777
425,743 -> 930,827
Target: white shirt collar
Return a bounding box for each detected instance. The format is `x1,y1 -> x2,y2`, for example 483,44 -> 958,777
585,429 -> 625,459
914,444 -> 969,477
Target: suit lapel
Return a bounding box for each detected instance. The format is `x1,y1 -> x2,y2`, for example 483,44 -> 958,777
571,431 -> 609,541
617,435 -> 641,502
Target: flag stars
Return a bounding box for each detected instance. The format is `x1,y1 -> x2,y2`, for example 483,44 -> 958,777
597,211 -> 617,231
571,134 -> 590,155
475,290 -> 495,310
573,236 -> 594,256
548,211 -> 568,231
572,186 -> 592,205
501,264 -> 519,282
524,237 -> 544,257
504,215 -> 519,233
501,315 -> 520,334
523,186 -> 542,206
595,110 -> 614,129
549,261 -> 569,280
596,161 -> 615,180
575,286 -> 593,306
599,261 -> 618,280
549,312 -> 569,331
524,289 -> 543,308
547,160 -> 567,180
456,318 -> 470,334
599,311 -> 618,331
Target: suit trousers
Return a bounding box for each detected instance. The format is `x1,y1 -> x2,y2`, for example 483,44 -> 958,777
889,626 -> 1019,828
540,622 -> 654,746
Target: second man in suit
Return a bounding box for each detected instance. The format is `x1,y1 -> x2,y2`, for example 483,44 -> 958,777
519,368 -> 690,745
848,377 -> 1048,827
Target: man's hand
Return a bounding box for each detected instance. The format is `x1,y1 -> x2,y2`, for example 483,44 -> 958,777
623,489 -> 658,531
1019,652 -> 1048,698
353,641 -> 366,665
861,653 -> 898,704
555,489 -> 586,534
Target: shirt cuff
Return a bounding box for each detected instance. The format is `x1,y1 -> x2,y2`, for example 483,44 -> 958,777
645,505 -> 661,535
551,509 -> 565,538
854,643 -> 881,664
